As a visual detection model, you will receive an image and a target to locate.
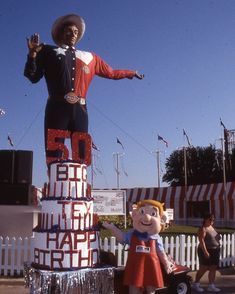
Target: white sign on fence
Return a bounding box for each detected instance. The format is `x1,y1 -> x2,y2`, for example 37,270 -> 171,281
166,208 -> 174,221
92,190 -> 126,215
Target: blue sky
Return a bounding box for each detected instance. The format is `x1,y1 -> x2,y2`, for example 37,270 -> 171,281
1,0 -> 235,189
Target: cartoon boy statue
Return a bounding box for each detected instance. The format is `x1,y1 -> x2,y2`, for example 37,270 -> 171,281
103,200 -> 174,294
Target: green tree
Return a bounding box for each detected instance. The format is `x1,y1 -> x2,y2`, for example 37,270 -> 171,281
162,145 -> 224,186
226,148 -> 235,182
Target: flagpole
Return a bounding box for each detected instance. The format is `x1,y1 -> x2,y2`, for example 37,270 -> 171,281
116,153 -> 120,189
91,154 -> 94,189
220,119 -> 228,226
182,129 -> 190,218
157,150 -> 160,188
152,150 -> 161,187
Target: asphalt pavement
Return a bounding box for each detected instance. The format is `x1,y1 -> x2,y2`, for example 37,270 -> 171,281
189,267 -> 235,294
0,267 -> 234,293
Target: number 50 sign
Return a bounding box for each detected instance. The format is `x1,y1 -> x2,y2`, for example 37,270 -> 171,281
46,129 -> 92,166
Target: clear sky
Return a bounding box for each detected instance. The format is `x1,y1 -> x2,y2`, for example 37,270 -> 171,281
1,0 -> 235,189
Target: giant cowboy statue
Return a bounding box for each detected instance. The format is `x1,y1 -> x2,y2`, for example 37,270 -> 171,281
24,14 -> 144,163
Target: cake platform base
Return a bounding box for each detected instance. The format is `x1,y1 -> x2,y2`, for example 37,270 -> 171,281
24,263 -> 114,294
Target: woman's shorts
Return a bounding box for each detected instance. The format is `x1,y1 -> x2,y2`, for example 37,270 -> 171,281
198,247 -> 220,266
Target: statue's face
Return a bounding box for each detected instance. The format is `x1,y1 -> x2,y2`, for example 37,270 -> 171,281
62,25 -> 79,46
132,204 -> 162,235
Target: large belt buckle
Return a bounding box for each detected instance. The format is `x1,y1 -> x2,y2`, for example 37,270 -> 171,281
64,92 -> 79,104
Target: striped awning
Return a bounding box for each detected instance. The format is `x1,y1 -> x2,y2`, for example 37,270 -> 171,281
125,182 -> 235,220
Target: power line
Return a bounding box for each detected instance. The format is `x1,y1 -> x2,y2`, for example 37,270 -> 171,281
89,101 -> 154,157
16,105 -> 44,148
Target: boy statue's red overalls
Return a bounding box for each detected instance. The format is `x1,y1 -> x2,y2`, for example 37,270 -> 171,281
103,199 -> 174,294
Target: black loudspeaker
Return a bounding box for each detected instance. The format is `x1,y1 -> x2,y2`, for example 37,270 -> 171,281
14,150 -> 33,184
0,150 -> 15,183
0,183 -> 31,205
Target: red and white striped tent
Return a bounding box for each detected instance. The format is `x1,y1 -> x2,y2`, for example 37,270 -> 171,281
125,182 -> 235,227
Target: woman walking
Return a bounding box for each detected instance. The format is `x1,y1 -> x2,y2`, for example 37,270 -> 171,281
192,213 -> 221,292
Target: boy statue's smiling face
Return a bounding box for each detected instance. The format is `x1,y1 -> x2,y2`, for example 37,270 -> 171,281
131,204 -> 162,235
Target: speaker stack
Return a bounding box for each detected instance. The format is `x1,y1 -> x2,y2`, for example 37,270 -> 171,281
0,150 -> 33,205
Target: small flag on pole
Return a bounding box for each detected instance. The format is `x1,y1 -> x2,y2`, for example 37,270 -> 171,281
157,134 -> 168,147
183,129 -> 191,147
220,118 -> 230,137
117,137 -> 124,149
0,108 -> 6,116
92,142 -> 99,151
220,118 -> 226,129
7,134 -> 14,147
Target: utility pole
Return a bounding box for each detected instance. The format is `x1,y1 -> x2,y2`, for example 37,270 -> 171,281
91,154 -> 95,189
221,137 -> 228,226
183,146 -> 188,187
183,146 -> 188,222
113,152 -> 124,189
152,150 -> 161,187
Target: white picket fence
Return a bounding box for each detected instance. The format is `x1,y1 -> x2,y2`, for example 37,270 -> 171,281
0,234 -> 235,276
0,236 -> 33,276
102,234 -> 235,271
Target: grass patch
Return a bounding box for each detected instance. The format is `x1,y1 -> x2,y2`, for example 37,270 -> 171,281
99,216 -> 234,239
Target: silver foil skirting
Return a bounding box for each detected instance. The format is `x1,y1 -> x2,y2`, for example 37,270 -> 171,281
24,263 -> 114,294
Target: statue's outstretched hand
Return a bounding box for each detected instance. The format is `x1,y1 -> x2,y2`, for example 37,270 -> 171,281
102,222 -> 115,230
135,71 -> 144,79
27,33 -> 44,58
102,222 -> 124,243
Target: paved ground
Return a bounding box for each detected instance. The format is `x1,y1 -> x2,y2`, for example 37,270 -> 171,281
0,277 -> 28,294
189,267 -> 235,294
0,267 -> 235,293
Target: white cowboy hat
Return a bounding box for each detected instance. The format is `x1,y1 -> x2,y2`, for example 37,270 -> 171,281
51,14 -> 86,45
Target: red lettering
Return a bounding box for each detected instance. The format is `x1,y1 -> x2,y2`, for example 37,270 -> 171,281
72,132 -> 91,166
78,250 -> 91,267
56,164 -> 69,181
46,232 -> 59,249
46,129 -> 92,165
69,164 -> 81,181
47,129 -> 70,164
84,202 -> 92,213
81,165 -> 87,181
63,250 -> 77,268
51,250 -> 64,269
59,232 -> 72,250
58,201 -> 69,219
74,232 -> 87,249
93,213 -> 99,226
34,248 -> 50,266
86,183 -> 92,199
81,181 -> 85,197
41,249 -> 49,266
71,202 -> 83,219
50,213 -> 54,228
